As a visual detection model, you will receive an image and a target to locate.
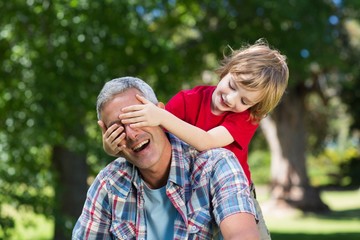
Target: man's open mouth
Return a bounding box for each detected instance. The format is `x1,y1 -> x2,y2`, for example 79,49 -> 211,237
132,140 -> 150,152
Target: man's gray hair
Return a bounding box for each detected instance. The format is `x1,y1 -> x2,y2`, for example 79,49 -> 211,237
96,76 -> 158,120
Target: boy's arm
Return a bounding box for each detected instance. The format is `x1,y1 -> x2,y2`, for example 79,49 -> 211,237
160,112 -> 234,151
120,95 -> 234,151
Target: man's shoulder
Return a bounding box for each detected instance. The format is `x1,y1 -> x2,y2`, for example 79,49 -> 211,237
96,158 -> 134,194
198,147 -> 239,165
187,147 -> 246,194
169,133 -> 238,167
100,157 -> 129,174
94,158 -> 134,198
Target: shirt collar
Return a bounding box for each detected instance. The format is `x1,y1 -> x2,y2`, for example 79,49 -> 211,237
167,133 -> 189,188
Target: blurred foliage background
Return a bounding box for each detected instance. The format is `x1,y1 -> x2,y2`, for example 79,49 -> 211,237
0,0 -> 359,239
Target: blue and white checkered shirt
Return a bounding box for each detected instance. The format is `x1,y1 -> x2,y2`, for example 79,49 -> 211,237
72,133 -> 256,240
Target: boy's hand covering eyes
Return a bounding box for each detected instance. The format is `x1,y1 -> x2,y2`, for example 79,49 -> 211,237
119,94 -> 163,128
98,120 -> 126,157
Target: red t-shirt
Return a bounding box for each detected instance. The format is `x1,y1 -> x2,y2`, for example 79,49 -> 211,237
165,85 -> 258,183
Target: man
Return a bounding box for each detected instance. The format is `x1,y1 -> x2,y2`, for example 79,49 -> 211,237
72,76 -> 260,240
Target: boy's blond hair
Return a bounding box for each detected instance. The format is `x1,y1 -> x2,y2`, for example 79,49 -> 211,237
215,39 -> 289,123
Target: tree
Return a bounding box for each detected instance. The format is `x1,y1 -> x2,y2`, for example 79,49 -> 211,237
0,0 -> 206,238
1,0 -> 359,238
158,0 -> 360,211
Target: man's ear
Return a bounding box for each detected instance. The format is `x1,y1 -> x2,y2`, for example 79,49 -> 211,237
97,120 -> 107,134
157,102 -> 165,109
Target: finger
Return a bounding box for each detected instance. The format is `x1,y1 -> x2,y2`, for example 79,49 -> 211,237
118,133 -> 126,146
121,104 -> 144,113
108,126 -> 124,143
116,144 -> 127,155
119,111 -> 143,120
111,133 -> 126,152
121,116 -> 145,124
105,124 -> 122,138
135,94 -> 150,104
118,132 -> 126,141
129,122 -> 147,128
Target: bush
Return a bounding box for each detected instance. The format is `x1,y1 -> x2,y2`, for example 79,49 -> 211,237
340,157 -> 360,187
308,145 -> 360,187
248,150 -> 271,185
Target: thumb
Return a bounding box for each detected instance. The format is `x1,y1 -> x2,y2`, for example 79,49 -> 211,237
136,94 -> 150,104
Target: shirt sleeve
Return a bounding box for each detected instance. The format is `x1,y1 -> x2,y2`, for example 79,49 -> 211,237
72,173 -> 112,240
221,112 -> 258,150
165,90 -> 186,120
210,150 -> 257,224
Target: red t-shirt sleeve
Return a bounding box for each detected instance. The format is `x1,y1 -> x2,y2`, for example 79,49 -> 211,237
165,90 -> 186,120
221,112 -> 258,150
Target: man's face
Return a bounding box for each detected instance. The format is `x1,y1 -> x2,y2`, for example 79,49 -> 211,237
101,88 -> 171,172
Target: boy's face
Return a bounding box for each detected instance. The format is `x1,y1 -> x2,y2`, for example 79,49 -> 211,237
211,73 -> 261,115
101,88 -> 172,173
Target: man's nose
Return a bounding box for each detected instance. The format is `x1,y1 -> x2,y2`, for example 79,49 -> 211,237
124,124 -> 139,140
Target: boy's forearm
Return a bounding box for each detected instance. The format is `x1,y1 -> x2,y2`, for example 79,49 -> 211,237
160,110 -> 215,151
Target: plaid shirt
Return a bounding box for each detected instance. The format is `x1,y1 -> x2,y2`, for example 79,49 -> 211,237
72,133 -> 256,240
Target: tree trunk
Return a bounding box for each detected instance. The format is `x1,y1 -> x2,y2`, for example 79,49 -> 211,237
52,145 -> 88,240
260,92 -> 329,212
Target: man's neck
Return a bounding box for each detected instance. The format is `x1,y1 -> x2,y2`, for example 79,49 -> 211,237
141,135 -> 172,189
140,160 -> 171,189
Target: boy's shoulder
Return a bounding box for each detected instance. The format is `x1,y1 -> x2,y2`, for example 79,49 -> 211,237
190,85 -> 215,92
179,85 -> 215,97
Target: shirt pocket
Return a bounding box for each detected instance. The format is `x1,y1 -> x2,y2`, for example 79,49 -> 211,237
110,220 -> 136,240
187,210 -> 213,240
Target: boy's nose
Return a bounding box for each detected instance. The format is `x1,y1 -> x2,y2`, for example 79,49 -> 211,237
226,92 -> 237,105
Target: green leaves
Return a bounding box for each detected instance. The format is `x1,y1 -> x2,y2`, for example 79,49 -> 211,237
0,0 -> 359,237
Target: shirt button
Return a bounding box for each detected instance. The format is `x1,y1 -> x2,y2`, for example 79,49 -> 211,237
122,235 -> 127,239
191,226 -> 197,231
139,238 -> 145,240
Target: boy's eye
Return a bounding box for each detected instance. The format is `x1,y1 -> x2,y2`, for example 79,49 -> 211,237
228,82 -> 236,90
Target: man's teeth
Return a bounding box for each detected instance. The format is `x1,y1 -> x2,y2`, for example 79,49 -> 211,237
133,140 -> 149,152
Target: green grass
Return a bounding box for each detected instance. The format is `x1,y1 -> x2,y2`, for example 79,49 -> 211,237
260,189 -> 360,240
0,205 -> 53,240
